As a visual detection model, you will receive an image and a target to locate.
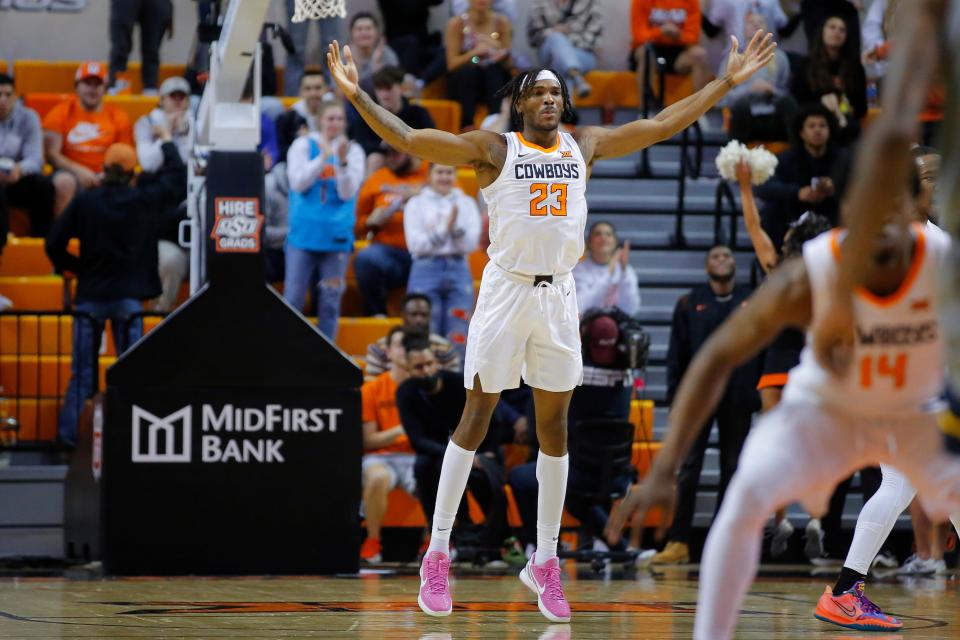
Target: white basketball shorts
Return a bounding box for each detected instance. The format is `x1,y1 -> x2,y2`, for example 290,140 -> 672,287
464,261 -> 583,393
729,400 -> 960,524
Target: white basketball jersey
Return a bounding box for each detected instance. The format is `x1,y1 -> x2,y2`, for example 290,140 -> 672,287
480,132 -> 589,276
784,225 -> 949,417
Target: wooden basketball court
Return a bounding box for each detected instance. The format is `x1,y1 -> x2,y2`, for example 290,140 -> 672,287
1,564 -> 956,638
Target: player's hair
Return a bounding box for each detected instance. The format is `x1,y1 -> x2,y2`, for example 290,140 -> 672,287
372,66 -> 405,90
790,103 -> 838,144
706,243 -> 732,261
782,212 -> 832,259
912,145 -> 939,159
349,11 -> 380,30
403,292 -> 432,309
0,73 -> 13,89
496,68 -> 576,132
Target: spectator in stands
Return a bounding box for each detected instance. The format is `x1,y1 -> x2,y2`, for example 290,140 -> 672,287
861,0 -> 898,81
630,0 -> 711,111
276,69 -> 335,162
791,15 -> 867,144
650,244 -> 760,564
360,325 -> 417,564
376,0 -> 449,93
349,67 -> 436,175
283,0 -> 344,96
108,0 -> 173,95
720,10 -> 796,143
364,293 -> 460,380
573,221 -> 640,317
527,0 -> 602,99
444,1 -> 513,130
702,0 -> 788,49
404,163 -> 482,354
348,12 -> 401,90
397,333 -> 508,552
43,62 -> 134,216
755,104 -> 844,247
134,76 -> 193,312
0,73 -> 54,241
353,146 -> 430,316
46,142 -> 185,447
284,101 -> 365,339
799,0 -> 862,56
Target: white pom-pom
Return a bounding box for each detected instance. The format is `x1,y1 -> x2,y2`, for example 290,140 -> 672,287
715,140 -> 749,181
748,146 -> 778,185
715,140 -> 779,185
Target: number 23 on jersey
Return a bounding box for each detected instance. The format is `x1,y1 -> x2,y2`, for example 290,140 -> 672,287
529,183 -> 568,217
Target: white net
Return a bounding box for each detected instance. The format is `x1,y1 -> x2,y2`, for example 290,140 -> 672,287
292,0 -> 346,22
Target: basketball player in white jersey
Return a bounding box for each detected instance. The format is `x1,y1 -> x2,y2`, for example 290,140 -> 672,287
327,33 -> 775,622
605,129 -> 960,636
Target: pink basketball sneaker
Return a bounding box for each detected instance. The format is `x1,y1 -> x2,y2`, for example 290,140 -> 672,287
520,554 -> 571,623
418,550 -> 452,617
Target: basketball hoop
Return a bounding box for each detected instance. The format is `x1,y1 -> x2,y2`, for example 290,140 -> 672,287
292,0 -> 346,22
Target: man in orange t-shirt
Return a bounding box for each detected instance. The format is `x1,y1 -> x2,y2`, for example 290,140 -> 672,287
630,0 -> 711,110
353,145 -> 430,316
361,325 -> 417,562
43,61 -> 134,215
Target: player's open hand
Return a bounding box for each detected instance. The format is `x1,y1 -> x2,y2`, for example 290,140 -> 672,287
811,291 -> 856,378
724,31 -> 777,87
605,464 -> 677,546
327,41 -> 360,99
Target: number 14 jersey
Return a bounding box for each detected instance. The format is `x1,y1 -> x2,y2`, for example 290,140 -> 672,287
480,131 -> 589,276
784,224 -> 949,418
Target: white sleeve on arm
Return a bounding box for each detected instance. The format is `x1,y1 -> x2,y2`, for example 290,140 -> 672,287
286,136 -> 327,193
573,264 -> 605,312
134,115 -> 164,172
403,194 -> 436,257
452,193 -> 482,254
335,142 -> 366,200
861,0 -> 885,52
619,265 -> 641,315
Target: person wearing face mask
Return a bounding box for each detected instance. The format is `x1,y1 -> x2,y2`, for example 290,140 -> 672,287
285,101 -> 366,339
397,334 -> 508,553
404,164 -> 482,356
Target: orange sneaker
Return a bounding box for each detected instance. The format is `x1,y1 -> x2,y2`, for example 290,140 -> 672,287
360,537 -> 382,563
814,582 -> 902,631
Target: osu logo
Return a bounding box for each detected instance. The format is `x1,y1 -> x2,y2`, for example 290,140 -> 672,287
211,197 -> 263,253
131,405 -> 191,463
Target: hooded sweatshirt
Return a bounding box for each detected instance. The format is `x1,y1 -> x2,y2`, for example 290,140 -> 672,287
0,102 -> 44,175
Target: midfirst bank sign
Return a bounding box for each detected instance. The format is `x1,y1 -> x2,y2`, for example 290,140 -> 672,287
131,404 -> 343,465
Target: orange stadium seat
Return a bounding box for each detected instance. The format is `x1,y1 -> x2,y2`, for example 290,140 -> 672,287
413,99 -> 461,135
12,60 -> 188,95
468,249 -> 488,280
0,398 -> 59,443
0,61 -> 7,75
335,317 -> 401,356
456,167 -> 478,196
630,399 -> 655,442
0,276 -> 65,311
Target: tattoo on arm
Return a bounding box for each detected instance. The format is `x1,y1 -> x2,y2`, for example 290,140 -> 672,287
354,89 -> 413,146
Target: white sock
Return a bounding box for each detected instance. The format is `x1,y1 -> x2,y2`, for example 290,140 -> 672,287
427,441 -> 475,555
534,451 -> 568,564
843,466 -> 915,574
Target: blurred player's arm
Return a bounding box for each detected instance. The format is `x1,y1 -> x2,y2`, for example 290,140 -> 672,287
582,32 -> 776,161
812,0 -> 945,375
606,258 -> 811,541
327,41 -> 501,169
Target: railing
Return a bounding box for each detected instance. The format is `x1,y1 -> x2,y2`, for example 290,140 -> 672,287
0,310 -> 165,451
637,43 -> 704,247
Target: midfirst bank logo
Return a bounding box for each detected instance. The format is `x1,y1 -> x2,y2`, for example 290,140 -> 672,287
131,404 -> 343,464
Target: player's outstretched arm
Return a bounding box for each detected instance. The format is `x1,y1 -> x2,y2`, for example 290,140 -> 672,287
327,41 -> 498,168
606,259 -> 811,544
810,1 -> 944,377
582,32 -> 776,161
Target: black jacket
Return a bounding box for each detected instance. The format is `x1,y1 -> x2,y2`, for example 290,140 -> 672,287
397,370 -> 500,458
666,284 -> 761,413
45,142 -> 186,303
348,99 -> 435,156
